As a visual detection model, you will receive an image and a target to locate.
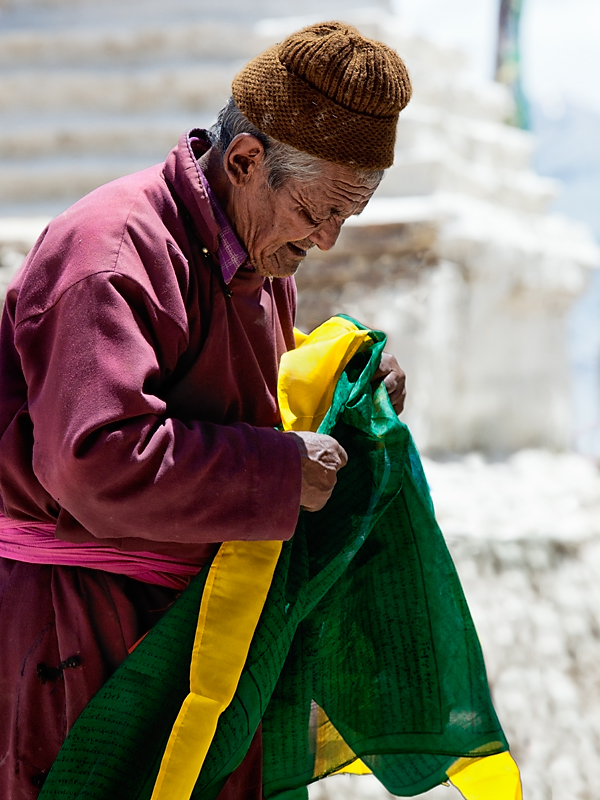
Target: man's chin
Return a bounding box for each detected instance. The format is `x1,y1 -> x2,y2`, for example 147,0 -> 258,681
255,255 -> 305,279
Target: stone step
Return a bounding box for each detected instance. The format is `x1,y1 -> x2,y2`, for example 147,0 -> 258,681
409,73 -> 513,125
378,152 -> 557,214
0,113 -> 211,159
0,155 -> 155,205
0,63 -> 240,113
0,20 -> 272,68
1,0 -> 390,30
399,105 -> 534,172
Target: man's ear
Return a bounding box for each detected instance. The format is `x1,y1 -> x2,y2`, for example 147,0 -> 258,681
223,133 -> 265,187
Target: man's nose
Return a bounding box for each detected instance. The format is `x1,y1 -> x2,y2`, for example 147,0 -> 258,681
308,218 -> 343,251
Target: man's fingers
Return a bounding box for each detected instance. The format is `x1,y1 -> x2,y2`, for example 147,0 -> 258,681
373,352 -> 407,414
334,441 -> 348,468
287,431 -> 348,512
383,369 -> 405,395
383,371 -> 406,414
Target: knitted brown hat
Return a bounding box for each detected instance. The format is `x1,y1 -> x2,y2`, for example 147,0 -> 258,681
231,21 -> 412,170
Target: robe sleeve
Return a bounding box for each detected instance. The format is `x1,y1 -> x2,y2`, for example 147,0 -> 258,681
14,271 -> 302,544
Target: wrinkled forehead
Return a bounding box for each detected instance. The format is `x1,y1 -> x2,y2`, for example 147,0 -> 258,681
291,162 -> 378,215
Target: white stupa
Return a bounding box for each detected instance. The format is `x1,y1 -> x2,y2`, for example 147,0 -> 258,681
0,0 -> 597,454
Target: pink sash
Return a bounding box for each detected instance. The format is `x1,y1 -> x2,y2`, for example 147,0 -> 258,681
0,514 -> 203,589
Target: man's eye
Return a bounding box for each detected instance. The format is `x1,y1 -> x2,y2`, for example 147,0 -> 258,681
302,210 -> 319,226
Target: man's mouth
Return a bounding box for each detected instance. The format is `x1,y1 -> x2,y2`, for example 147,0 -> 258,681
287,242 -> 308,258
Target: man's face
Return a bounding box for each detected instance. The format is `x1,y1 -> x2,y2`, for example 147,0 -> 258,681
233,159 -> 377,279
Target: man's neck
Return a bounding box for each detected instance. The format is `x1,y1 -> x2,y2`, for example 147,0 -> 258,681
198,147 -> 232,217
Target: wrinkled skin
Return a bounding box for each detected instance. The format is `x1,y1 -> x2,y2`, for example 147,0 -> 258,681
201,132 -> 375,278
201,134 -> 407,510
284,431 -> 348,512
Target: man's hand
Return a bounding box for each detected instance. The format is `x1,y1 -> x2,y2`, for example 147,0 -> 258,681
372,352 -> 407,414
286,431 -> 348,512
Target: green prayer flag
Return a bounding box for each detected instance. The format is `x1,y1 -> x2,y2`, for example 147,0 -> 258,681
39,319 -> 508,800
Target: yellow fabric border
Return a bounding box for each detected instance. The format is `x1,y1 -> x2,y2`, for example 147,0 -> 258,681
448,752 -> 523,799
332,752 -> 523,793
150,539 -> 282,800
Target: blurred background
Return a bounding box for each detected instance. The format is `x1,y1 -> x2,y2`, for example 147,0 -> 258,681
1,0 -> 599,797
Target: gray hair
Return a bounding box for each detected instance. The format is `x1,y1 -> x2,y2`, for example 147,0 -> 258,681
209,97 -> 384,192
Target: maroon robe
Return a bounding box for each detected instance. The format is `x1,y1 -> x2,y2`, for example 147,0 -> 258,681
0,130 -> 302,798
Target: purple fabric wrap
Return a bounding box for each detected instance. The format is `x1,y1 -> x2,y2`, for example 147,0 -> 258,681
0,513 -> 202,589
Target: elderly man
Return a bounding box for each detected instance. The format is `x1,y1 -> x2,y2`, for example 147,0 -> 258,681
0,21 -> 411,799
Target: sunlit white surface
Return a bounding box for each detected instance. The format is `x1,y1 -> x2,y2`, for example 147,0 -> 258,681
393,0 -> 600,115
392,0 -> 499,79
522,0 -> 600,115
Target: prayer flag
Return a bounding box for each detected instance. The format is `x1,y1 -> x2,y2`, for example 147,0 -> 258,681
39,316 -> 520,800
